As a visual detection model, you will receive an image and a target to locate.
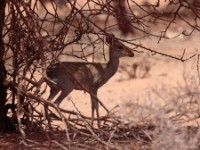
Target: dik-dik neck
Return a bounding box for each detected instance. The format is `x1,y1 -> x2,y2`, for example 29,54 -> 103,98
105,47 -> 120,77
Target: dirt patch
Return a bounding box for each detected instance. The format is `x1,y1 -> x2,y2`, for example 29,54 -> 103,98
0,125 -> 154,150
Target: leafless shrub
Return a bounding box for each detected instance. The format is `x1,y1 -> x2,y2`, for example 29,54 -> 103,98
0,0 -> 199,149
119,60 -> 151,79
119,65 -> 200,149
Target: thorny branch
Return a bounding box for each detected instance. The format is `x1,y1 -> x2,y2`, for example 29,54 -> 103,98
1,0 -> 200,149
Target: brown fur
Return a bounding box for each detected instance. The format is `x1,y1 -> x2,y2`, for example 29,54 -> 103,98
42,34 -> 134,127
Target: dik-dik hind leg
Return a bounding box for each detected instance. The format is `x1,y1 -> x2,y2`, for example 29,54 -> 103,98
90,90 -> 100,128
53,82 -> 74,106
45,86 -> 60,129
45,84 -> 73,129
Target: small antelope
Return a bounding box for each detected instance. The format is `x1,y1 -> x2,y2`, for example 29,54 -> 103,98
41,34 -> 134,126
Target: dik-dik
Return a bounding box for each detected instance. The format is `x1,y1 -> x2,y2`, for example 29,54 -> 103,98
41,34 -> 134,126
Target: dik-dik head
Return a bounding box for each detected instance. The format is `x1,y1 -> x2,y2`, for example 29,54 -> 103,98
106,34 -> 134,58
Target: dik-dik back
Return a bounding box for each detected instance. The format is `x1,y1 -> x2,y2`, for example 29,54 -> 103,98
46,62 -> 108,91
45,34 -> 134,92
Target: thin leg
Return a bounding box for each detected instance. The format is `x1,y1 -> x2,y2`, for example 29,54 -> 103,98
47,86 -> 60,102
54,89 -> 72,106
54,84 -> 74,106
45,86 -> 60,129
90,89 -> 100,128
46,86 -> 73,129
44,103 -> 51,130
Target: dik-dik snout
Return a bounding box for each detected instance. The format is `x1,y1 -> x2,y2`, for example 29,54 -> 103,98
121,46 -> 134,57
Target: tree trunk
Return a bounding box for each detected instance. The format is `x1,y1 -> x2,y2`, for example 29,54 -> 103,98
0,0 -> 10,132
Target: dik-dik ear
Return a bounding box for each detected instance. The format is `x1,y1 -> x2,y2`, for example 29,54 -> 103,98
105,34 -> 115,45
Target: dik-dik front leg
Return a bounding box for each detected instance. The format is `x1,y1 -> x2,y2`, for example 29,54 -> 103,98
90,89 -> 100,128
